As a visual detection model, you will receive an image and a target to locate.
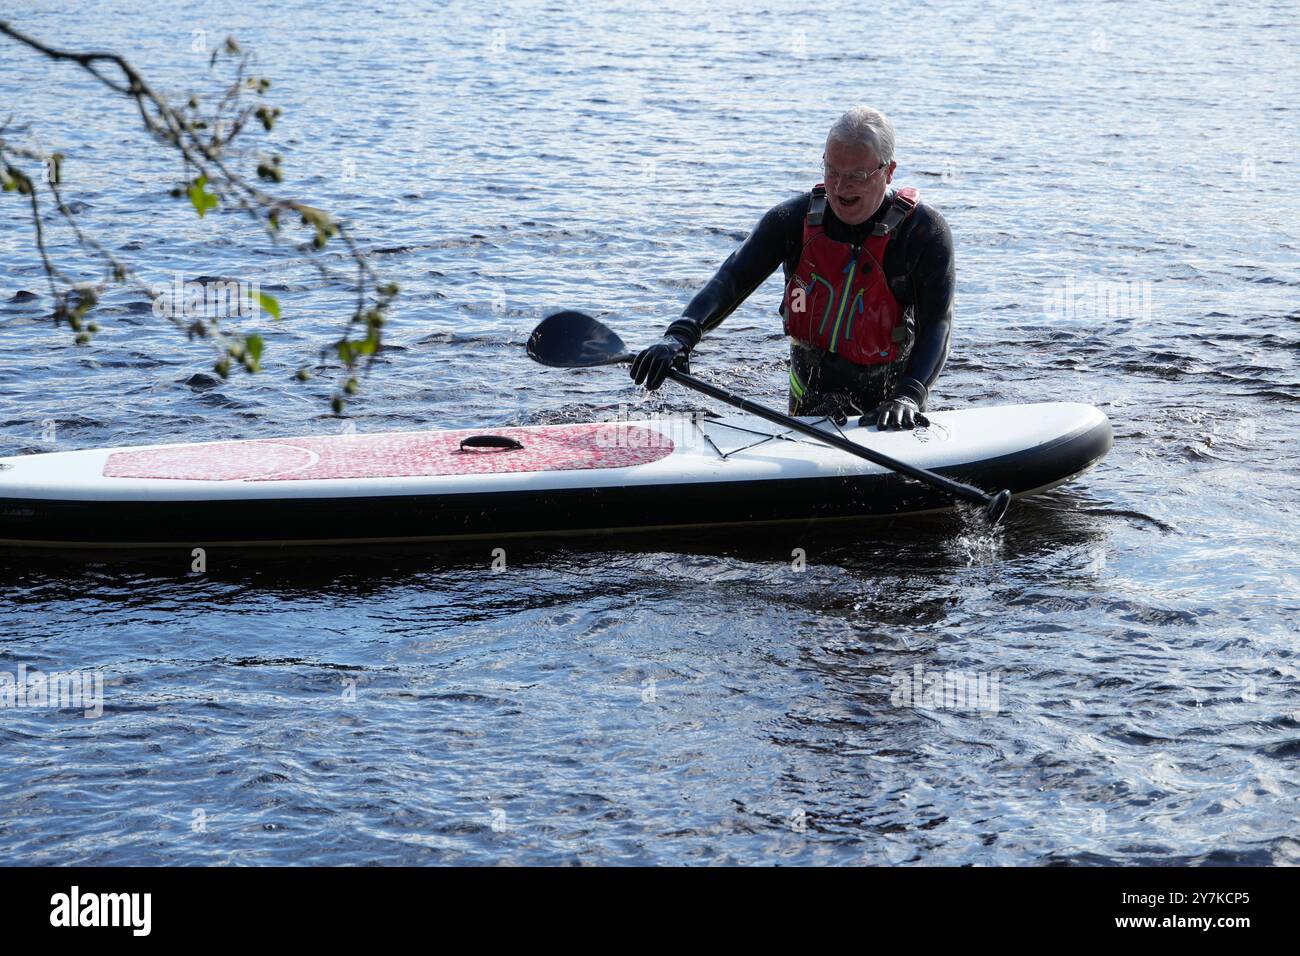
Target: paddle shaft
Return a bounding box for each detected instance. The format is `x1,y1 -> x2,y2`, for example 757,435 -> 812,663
524,309 -> 1008,519
663,368 -> 997,508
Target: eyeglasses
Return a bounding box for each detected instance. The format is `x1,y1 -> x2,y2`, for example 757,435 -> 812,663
821,159 -> 887,186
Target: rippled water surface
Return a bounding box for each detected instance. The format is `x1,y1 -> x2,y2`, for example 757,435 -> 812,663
1,0 -> 1297,864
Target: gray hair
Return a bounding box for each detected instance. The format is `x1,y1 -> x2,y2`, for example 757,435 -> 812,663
826,106 -> 896,164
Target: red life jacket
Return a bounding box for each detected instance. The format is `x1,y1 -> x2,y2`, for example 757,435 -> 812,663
781,185 -> 919,366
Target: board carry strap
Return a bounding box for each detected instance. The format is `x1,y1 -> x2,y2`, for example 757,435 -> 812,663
458,435 -> 524,452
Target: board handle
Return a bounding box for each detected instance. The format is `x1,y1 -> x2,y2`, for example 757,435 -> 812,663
458,435 -> 524,453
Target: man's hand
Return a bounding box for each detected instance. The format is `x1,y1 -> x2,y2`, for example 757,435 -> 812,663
864,396 -> 928,430
630,335 -> 690,390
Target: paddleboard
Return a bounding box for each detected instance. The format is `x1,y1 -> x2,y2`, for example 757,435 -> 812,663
0,402 -> 1112,547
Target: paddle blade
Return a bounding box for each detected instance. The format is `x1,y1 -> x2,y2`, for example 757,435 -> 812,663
527,310 -> 634,368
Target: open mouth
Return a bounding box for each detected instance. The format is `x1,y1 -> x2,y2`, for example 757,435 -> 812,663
836,195 -> 862,210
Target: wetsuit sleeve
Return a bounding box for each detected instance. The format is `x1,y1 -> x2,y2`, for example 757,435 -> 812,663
664,198 -> 803,348
893,205 -> 954,409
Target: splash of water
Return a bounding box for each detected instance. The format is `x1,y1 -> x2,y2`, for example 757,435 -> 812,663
947,501 -> 1006,566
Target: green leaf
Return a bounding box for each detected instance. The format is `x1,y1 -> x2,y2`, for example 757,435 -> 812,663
297,205 -> 324,227
187,176 -> 218,218
256,292 -> 281,321
72,286 -> 98,317
4,166 -> 33,195
255,106 -> 282,131
244,334 -> 264,371
256,162 -> 283,183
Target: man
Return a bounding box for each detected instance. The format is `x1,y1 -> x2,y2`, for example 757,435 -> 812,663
630,106 -> 953,430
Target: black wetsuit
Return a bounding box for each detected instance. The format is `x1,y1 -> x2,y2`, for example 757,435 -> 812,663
665,188 -> 954,418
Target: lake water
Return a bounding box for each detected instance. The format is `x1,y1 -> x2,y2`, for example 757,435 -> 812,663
1,0 -> 1297,864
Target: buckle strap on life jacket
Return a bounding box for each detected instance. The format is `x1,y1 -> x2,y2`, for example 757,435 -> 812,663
808,184 -> 827,227
870,187 -> 919,237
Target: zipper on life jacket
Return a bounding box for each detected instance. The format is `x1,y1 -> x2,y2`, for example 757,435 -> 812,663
810,273 -> 836,337
827,244 -> 860,354
844,291 -> 864,343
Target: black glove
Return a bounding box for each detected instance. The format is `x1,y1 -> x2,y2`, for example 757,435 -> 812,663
630,334 -> 690,390
863,396 -> 929,430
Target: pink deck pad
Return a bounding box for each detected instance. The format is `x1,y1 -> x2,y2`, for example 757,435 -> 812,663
103,423 -> 673,482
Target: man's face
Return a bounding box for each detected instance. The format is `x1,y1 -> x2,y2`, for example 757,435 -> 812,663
823,137 -> 895,226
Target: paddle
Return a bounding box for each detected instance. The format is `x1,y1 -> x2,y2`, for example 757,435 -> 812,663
527,310 -> 1012,524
